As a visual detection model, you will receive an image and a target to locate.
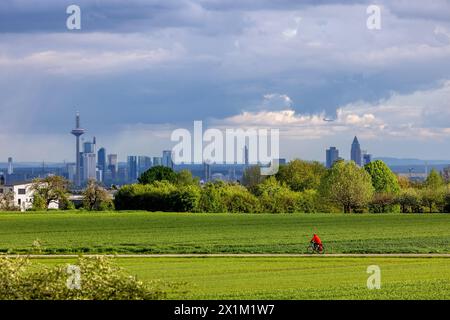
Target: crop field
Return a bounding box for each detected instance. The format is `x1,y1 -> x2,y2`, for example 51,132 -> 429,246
35,256 -> 450,299
0,211 -> 449,254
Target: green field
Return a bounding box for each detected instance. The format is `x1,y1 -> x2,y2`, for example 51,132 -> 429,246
0,211 -> 449,254
35,256 -> 450,299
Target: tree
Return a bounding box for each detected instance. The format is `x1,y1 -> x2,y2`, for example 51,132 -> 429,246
241,165 -> 265,191
320,161 -> 374,213
425,169 -> 444,189
82,179 -> 114,211
138,166 -> 177,185
275,159 -> 326,192
31,176 -> 70,210
442,166 -> 450,184
253,177 -> 305,213
420,187 -> 445,213
396,188 -> 421,213
175,169 -> 199,186
364,160 -> 400,213
397,176 -> 411,189
369,192 -> 396,213
0,190 -> 19,211
364,160 -> 400,194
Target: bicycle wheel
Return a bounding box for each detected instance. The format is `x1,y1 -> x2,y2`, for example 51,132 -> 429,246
306,244 -> 315,254
319,245 -> 325,254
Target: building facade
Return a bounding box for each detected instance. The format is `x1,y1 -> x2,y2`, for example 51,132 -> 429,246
351,136 -> 362,166
326,147 -> 339,168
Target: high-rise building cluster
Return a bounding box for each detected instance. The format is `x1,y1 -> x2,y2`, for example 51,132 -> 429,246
326,136 -> 372,168
69,113 -> 173,187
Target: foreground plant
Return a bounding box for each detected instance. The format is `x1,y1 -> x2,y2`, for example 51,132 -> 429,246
0,256 -> 179,300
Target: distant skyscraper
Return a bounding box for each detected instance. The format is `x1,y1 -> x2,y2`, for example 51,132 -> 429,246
351,136 -> 362,166
7,157 -> 13,175
138,156 -> 152,176
98,148 -> 106,173
84,142 -> 94,153
153,157 -> 162,166
71,112 -> 85,187
244,146 -> 249,166
82,153 -> 97,182
326,147 -> 339,168
363,152 -> 372,166
107,154 -> 118,180
66,163 -> 76,182
127,156 -> 138,182
162,150 -> 173,169
204,162 -> 211,182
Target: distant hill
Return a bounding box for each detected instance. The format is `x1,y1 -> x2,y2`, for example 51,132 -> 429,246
375,157 -> 450,166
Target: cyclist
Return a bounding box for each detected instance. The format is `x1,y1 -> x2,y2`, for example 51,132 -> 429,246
310,233 -> 323,252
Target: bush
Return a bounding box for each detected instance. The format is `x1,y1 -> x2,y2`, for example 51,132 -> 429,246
443,192 -> 450,213
114,181 -> 200,212
369,192 -> 399,213
0,256 -> 176,300
420,187 -> 446,213
396,188 -> 422,213
255,177 -> 302,213
197,182 -> 260,213
170,185 -> 201,212
220,184 -> 261,213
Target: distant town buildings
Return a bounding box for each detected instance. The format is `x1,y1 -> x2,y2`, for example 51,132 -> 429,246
0,180 -> 58,212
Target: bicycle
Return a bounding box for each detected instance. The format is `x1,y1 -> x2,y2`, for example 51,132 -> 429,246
307,241 -> 325,254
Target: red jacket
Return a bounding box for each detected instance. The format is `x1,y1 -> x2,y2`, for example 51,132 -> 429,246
312,234 -> 322,244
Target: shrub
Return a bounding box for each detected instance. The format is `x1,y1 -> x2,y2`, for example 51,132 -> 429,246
420,187 -> 446,213
116,181 -> 175,211
220,184 -> 261,213
197,181 -> 228,213
443,192 -> 450,213
254,177 -> 309,213
197,182 -> 260,213
396,188 -> 422,213
114,181 -> 200,212
0,256 -> 177,300
169,184 -> 201,212
369,192 -> 399,213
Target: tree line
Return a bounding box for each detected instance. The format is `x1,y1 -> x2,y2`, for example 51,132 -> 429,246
1,160 -> 449,214
114,161 -> 450,214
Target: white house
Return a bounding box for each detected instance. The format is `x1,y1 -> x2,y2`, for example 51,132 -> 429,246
0,181 -> 59,211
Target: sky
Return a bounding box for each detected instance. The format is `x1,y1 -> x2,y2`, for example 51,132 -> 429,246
1,0 -> 450,162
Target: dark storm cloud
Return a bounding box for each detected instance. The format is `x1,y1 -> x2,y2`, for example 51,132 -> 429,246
0,0 -> 371,33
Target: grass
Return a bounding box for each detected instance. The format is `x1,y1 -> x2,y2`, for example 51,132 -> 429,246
0,211 -> 449,254
35,256 -> 450,299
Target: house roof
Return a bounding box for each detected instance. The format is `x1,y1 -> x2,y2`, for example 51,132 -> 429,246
2,181 -> 33,187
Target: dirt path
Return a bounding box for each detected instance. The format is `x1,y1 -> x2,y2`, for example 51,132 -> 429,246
3,253 -> 450,258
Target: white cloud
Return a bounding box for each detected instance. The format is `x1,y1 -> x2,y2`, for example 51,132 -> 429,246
218,80 -> 450,141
